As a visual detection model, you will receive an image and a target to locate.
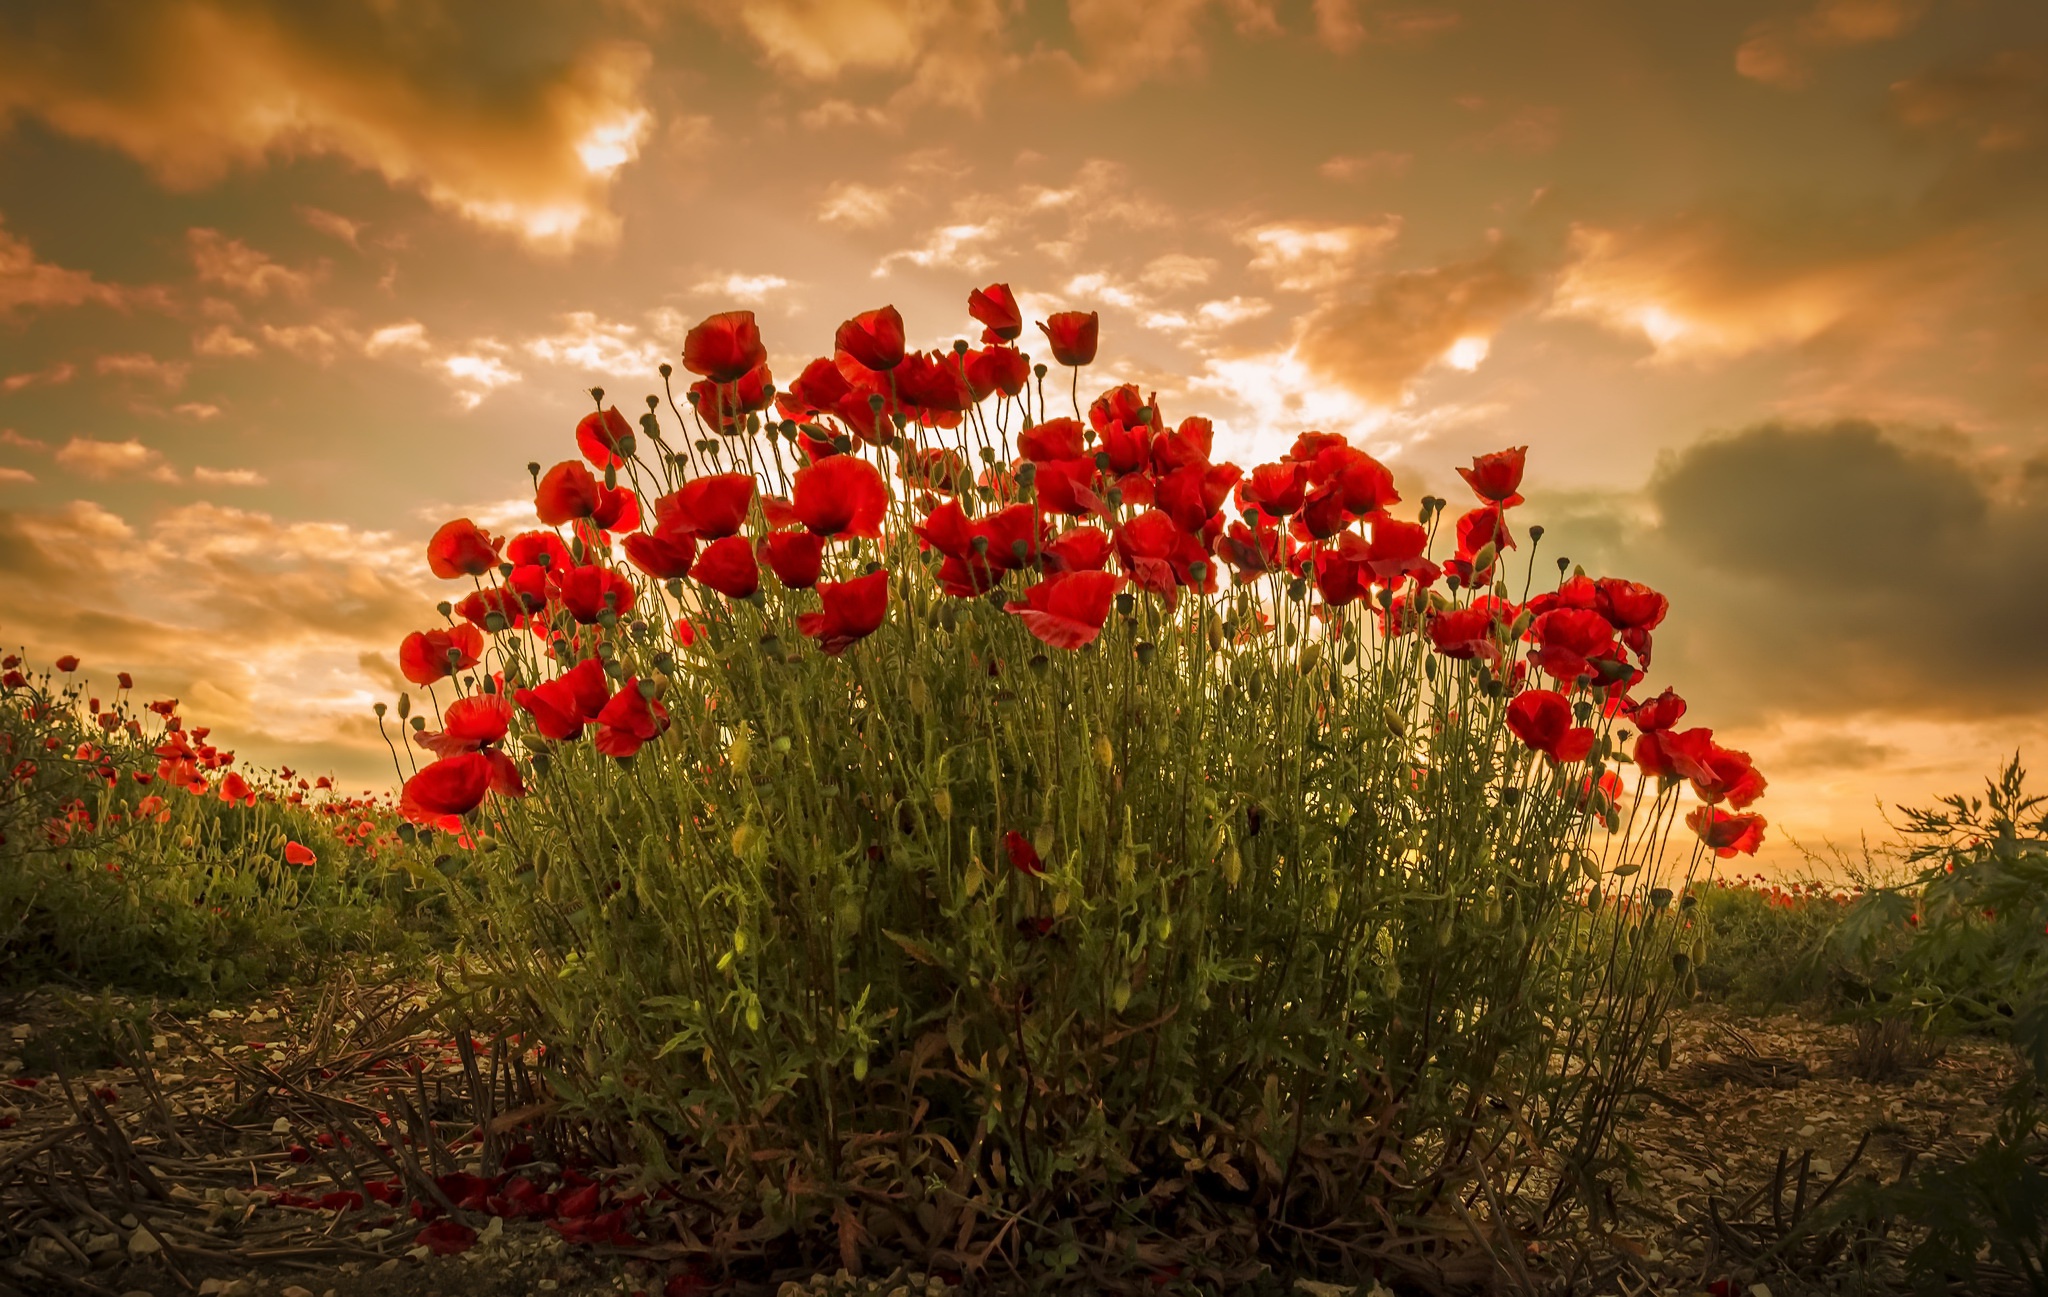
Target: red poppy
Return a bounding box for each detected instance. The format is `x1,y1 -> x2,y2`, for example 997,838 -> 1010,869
791,454 -> 888,538
417,1219 -> 478,1256
116,671 -> 132,690
427,519 -> 503,579
1310,445 -> 1401,515
1154,462 -> 1242,533
1456,446 -> 1526,507
1686,806 -> 1767,858
593,681 -> 671,758
576,407 -> 634,469
1004,829 -> 1044,876
415,693 -> 514,756
759,529 -> 825,589
1239,462 -> 1309,516
536,461 -> 601,525
284,841 -> 317,867
398,625 -> 485,686
555,564 -> 637,624
1529,608 -> 1616,684
796,569 -> 890,655
1018,418 -> 1086,463
1660,729 -> 1767,809
1038,311 -> 1099,367
1215,515 -> 1289,579
1032,458 -> 1109,518
1506,689 -> 1595,764
1007,570 -> 1122,649
835,306 -> 907,371
1596,578 -> 1669,631
1426,603 -> 1509,664
1090,384 -> 1157,431
1626,687 -> 1687,733
969,283 -> 1023,342
789,356 -> 855,415
894,351 -> 972,414
591,484 -> 640,533
55,654 -> 80,672
1312,546 -> 1368,606
1098,419 -> 1154,478
682,311 -> 766,384
514,658 -> 611,741
622,531 -> 696,580
218,771 -> 256,806
901,447 -> 970,496
965,345 -> 1030,399
1359,515 -> 1441,586
1449,505 -> 1515,581
1041,525 -> 1113,573
655,474 -> 755,539
506,531 -> 573,572
399,750 -> 521,827
692,536 -> 759,599
1115,510 -> 1209,606
456,581 -> 538,631
691,362 -> 774,435
1294,485 -> 1352,541
1153,416 -> 1213,472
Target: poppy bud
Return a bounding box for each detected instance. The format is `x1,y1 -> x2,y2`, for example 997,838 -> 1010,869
1092,734 -> 1114,771
932,789 -> 952,821
853,1055 -> 869,1082
1112,980 -> 1132,1012
1157,915 -> 1172,941
397,694 -> 411,720
1299,642 -> 1322,673
1116,846 -> 1136,884
1207,618 -> 1224,652
1032,822 -> 1054,858
728,730 -> 752,773
1135,641 -> 1155,666
1655,1036 -> 1673,1070
1222,844 -> 1242,890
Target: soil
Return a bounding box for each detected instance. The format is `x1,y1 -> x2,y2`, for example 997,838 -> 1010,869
0,984 -> 2019,1297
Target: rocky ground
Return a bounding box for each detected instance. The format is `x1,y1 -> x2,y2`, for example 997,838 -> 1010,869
0,980 -> 2016,1297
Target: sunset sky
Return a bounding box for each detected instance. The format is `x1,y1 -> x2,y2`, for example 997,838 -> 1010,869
3,0 -> 2046,866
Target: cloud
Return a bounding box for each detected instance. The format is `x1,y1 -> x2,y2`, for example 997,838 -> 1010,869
298,206 -> 363,248
0,219 -> 125,314
193,323 -> 260,358
258,323 -> 344,364
54,436 -> 180,482
688,273 -> 792,303
1890,46 -> 2048,154
1242,219 -> 1402,291
0,4 -> 653,249
3,362 -> 77,392
525,312 -> 669,376
697,0 -> 1014,117
362,321 -> 430,357
1319,150 -> 1412,182
191,466 -> 265,486
173,402 -> 223,420
96,352 -> 190,390
818,182 -> 907,228
0,467 -> 33,485
1736,0 -> 1928,89
1292,242 -> 1536,402
187,228 -> 320,298
1138,253 -> 1216,290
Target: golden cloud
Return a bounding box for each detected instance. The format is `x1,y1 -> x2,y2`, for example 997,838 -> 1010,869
1891,46 -> 2048,154
0,219 -> 126,314
0,4 -> 653,249
1736,0 -> 1928,89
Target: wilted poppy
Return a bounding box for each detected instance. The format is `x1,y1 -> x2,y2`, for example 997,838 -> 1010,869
791,454 -> 888,538
1456,446 -> 1527,507
969,283 -> 1023,342
427,519 -> 503,579
796,570 -> 890,655
836,306 -> 907,372
593,681 -> 671,758
398,625 -> 485,686
576,407 -> 634,469
693,536 -> 759,599
1038,311 -> 1099,367
1007,570 -> 1122,649
535,461 -> 601,525
682,311 -> 766,384
1506,689 -> 1595,763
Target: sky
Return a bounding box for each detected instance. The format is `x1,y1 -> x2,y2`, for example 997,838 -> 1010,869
2,0 -> 2045,868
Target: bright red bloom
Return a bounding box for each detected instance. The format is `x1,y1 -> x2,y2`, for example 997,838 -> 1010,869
1456,446 -> 1526,507
1687,806 -> 1768,858
55,655 -> 80,672
1215,515 -> 1289,579
655,474 -> 754,540
576,407 -> 633,469
427,519 -> 502,579
622,531 -> 696,580
790,356 -> 855,414
1312,545 -> 1368,606
284,841 -> 316,867
796,570 -> 890,656
456,580 -> 539,631
1529,608 -> 1616,684
901,447 -> 970,496
505,531 -> 573,572
1098,419 -> 1154,477
690,363 -> 773,434
692,536 -> 759,599
1507,689 -> 1595,764
398,625 -> 485,686
591,484 -> 640,533
399,750 -> 521,827
593,681 -> 671,758
682,311 -> 766,384
1019,418 -> 1087,463
1038,311 -> 1099,367
1007,570 -> 1122,649
1116,509 -> 1210,606
1032,457 -> 1108,518
1626,687 -> 1687,733
1041,525 -> 1113,573
1294,485 -> 1352,541
514,658 -> 611,742
835,306 -> 907,371
1359,515 -> 1441,586
1004,829 -> 1044,876
1596,578 -> 1669,631
894,351 -> 972,413
965,345 -> 1030,400
1090,384 -> 1157,432
1310,445 -> 1401,515
792,454 -> 888,538
555,564 -> 637,624
415,693 -> 514,756
1659,728 -> 1767,809
759,529 -> 825,589
1155,462 -> 1241,533
969,283 -> 1023,342
535,461 -> 601,525
1427,603 -> 1509,664
1449,505 -> 1515,581
1239,462 -> 1309,516
1153,416 -> 1213,472
218,771 -> 256,806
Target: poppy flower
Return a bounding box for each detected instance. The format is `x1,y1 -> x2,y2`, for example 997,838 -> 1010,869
1506,689 -> 1595,764
969,283 -> 1023,342
1152,416 -> 1213,472
655,474 -> 755,539
1215,515 -> 1289,579
55,654 -> 80,672
894,351 -> 972,414
1686,806 -> 1768,858
1448,505 -> 1515,582
219,771 -> 256,806
555,564 -> 637,624
535,461 -> 601,525
1294,485 -> 1352,541
682,311 -> 766,384
1529,608 -> 1616,684
692,536 -> 759,599
1239,462 -> 1309,516
590,484 -> 640,533
1004,829 -> 1044,876
965,345 -> 1030,399
1359,515 -> 1440,586
690,363 -> 773,434
1154,462 -> 1242,533
788,356 -> 855,416
427,519 -> 503,579
1040,526 -> 1113,573
284,841 -> 317,867
759,529 -> 825,589
1032,457 -> 1109,518
1661,729 -> 1767,809
622,530 -> 696,580
1090,384 -> 1156,432
1007,570 -> 1122,649
456,581 -> 540,631
1456,446 -> 1527,507
1310,445 -> 1401,515
398,625 -> 485,686
415,694 -> 514,756
417,1219 -> 478,1256
1596,578 -> 1669,632
1038,311 -> 1099,367
1625,687 -> 1687,733
1018,418 -> 1086,463
506,531 -> 573,572
576,407 -> 634,469
901,447 -> 970,496
796,569 -> 890,656
593,681 -> 671,758
514,658 -> 611,741
1426,605 -> 1507,664
1312,546 -> 1367,606
791,454 -> 888,538
835,306 -> 907,371
399,751 -> 520,827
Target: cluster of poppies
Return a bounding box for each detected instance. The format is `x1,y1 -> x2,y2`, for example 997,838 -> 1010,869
396,284 -> 1764,860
